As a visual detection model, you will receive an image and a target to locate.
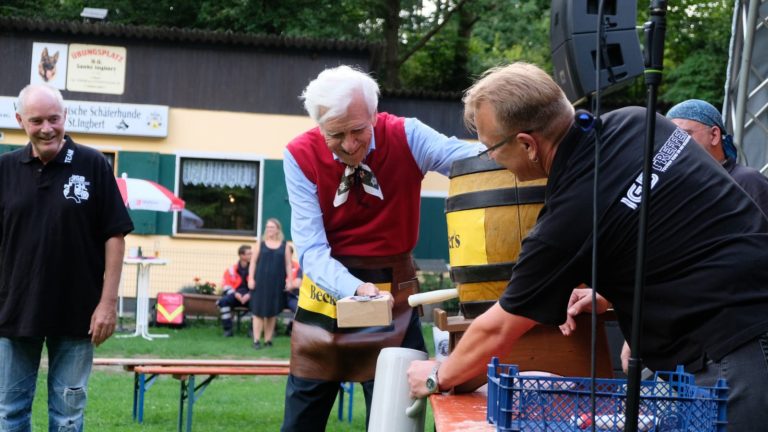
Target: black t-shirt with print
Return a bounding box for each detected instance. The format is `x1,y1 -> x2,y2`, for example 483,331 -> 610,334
0,136 -> 134,337
499,106 -> 768,371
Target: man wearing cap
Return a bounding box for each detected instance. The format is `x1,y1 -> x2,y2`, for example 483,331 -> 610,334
667,99 -> 768,215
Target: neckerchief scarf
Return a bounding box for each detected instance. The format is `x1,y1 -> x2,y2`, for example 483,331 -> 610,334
333,163 -> 384,207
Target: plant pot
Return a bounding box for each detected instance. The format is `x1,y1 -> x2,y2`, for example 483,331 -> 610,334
181,293 -> 220,317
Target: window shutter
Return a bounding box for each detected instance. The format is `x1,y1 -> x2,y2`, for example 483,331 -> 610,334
414,196 -> 450,261
116,151 -> 161,234
155,154 -> 177,235
0,144 -> 22,155
262,159 -> 292,240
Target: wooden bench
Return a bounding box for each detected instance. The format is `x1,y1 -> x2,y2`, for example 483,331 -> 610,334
93,357 -> 354,430
230,306 -> 294,335
232,305 -> 250,333
134,365 -> 290,432
93,358 -> 288,426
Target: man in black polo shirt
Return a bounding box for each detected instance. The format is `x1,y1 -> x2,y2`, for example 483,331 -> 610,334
407,63 -> 768,431
0,84 -> 134,431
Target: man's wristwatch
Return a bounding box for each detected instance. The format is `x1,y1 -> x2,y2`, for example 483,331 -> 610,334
425,364 -> 440,394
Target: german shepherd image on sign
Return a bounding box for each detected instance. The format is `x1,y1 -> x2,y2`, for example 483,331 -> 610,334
38,47 -> 59,82
30,42 -> 67,89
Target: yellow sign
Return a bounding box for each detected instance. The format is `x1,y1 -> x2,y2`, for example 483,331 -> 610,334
298,276 -> 391,320
447,208 -> 489,266
157,303 -> 184,322
66,44 -> 127,95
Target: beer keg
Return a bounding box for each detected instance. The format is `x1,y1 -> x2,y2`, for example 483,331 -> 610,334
446,156 -> 546,318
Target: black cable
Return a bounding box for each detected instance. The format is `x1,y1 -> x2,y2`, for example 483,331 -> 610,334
588,2 -> 609,430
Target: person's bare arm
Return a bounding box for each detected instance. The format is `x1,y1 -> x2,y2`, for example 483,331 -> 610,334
248,242 -> 260,289
408,303 -> 536,397
89,234 -> 125,346
284,243 -> 293,290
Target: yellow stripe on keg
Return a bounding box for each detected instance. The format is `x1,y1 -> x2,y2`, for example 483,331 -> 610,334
456,281 -> 508,303
447,208 -> 490,266
297,276 -> 392,320
449,169 -> 517,196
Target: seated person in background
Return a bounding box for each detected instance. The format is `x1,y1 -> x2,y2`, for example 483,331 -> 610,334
216,244 -> 252,337
667,99 -> 768,215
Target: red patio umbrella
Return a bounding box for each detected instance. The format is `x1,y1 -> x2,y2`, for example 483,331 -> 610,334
115,174 -> 185,212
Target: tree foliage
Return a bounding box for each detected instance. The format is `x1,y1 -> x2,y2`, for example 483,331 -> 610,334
661,0 -> 732,106
1,0 -> 734,102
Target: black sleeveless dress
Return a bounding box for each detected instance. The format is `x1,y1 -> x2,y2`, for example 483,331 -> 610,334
250,241 -> 287,317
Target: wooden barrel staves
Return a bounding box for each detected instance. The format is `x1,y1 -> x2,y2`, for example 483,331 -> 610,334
446,157 -> 546,318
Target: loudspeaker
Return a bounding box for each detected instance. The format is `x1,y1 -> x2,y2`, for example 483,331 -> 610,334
550,0 -> 643,103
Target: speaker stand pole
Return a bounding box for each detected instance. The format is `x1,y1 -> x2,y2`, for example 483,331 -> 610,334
625,2 -> 667,432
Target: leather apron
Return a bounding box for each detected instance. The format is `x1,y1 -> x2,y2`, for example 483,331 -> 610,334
290,253 -> 418,382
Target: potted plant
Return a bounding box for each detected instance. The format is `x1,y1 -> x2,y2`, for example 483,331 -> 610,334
180,277 -> 220,316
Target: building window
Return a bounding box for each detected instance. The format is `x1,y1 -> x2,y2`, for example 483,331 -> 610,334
177,157 -> 259,236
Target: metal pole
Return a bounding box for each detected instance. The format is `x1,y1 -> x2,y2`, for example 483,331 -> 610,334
733,0 -> 760,156
626,2 -> 666,431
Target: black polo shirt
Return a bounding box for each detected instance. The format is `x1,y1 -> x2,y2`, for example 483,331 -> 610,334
499,106 -> 768,372
724,158 -> 768,217
0,136 -> 134,337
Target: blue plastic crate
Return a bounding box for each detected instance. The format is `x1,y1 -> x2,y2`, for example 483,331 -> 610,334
486,357 -> 728,432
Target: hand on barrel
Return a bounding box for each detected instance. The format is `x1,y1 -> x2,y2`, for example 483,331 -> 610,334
407,359 -> 439,398
559,288 -> 611,336
355,282 -> 394,308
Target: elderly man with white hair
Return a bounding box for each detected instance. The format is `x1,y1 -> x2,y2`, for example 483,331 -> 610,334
280,65 -> 482,432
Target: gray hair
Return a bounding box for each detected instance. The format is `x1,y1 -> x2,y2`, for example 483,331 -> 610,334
463,62 -> 573,140
16,84 -> 65,115
301,65 -> 379,125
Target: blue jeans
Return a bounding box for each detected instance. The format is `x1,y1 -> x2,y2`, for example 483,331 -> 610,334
694,331 -> 768,432
0,337 -> 93,432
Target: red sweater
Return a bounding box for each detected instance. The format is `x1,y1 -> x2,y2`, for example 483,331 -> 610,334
287,113 -> 424,257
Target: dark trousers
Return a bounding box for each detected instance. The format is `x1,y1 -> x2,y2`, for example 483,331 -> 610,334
281,310 -> 427,432
281,376 -> 374,432
694,331 -> 768,432
217,289 -> 248,331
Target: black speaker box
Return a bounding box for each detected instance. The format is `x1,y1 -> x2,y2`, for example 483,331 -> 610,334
552,29 -> 643,103
550,0 -> 643,103
550,0 -> 637,49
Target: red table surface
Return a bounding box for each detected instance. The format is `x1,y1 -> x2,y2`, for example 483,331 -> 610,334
430,391 -> 494,432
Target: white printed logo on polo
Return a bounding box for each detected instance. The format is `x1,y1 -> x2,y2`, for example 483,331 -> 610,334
63,149 -> 74,164
63,175 -> 90,203
620,129 -> 690,210
620,173 -> 659,210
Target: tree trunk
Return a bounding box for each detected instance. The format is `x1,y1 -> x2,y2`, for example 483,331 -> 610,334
382,0 -> 402,88
451,4 -> 475,90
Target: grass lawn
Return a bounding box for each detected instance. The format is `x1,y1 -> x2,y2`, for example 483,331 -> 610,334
31,318 -> 437,431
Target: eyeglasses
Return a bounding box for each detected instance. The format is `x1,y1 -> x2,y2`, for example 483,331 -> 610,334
476,130 -> 533,161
